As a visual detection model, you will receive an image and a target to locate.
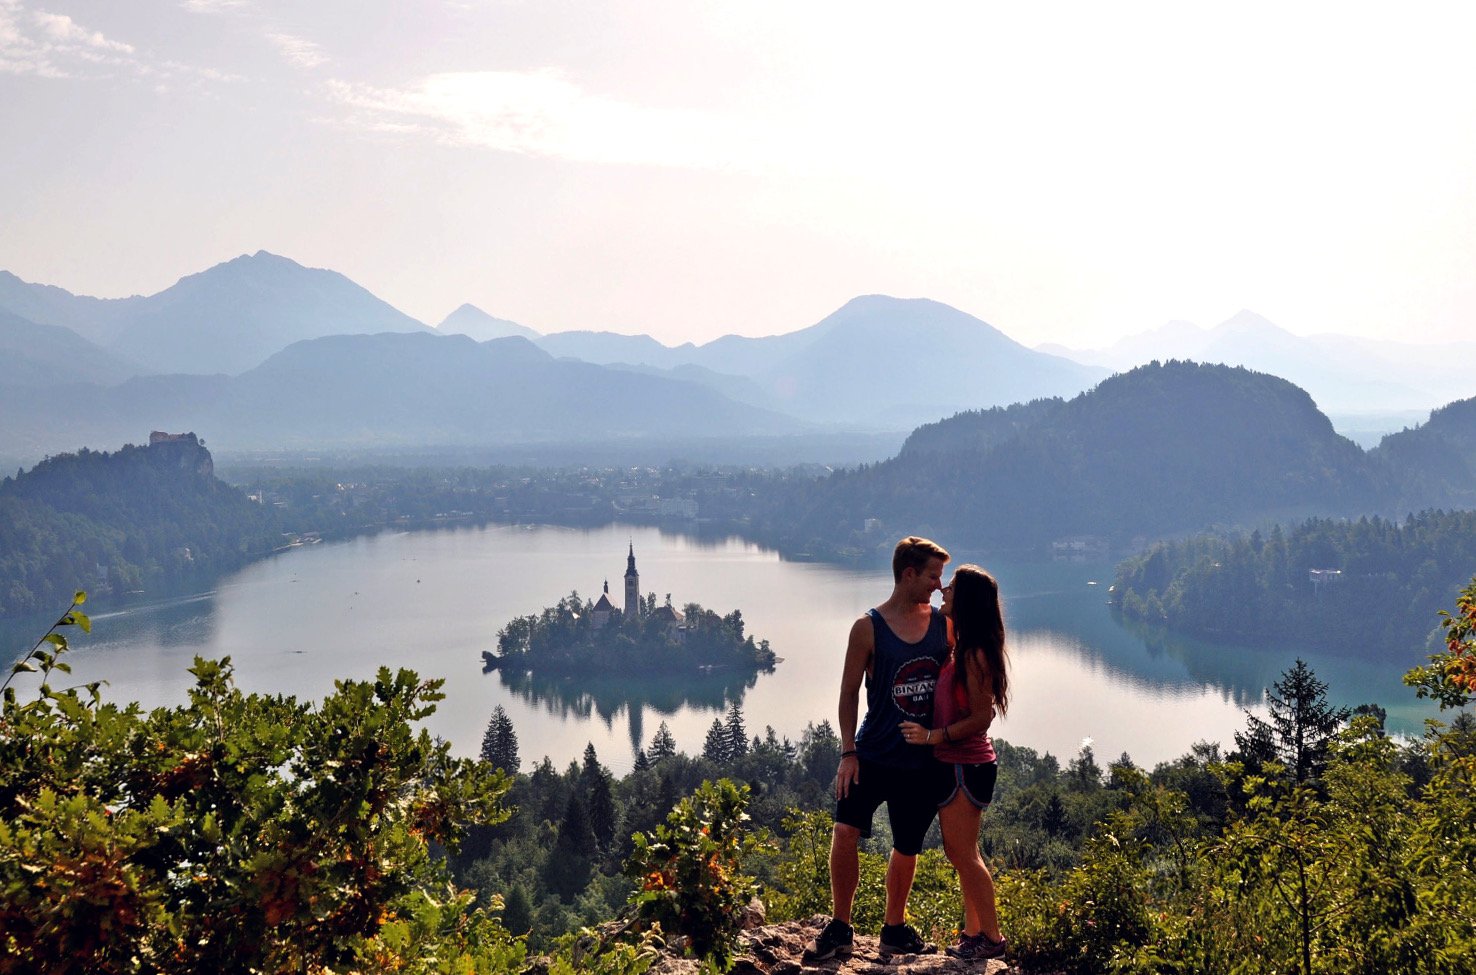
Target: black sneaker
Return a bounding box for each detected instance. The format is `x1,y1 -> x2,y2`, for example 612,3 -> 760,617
801,917 -> 854,963
946,932 -> 1008,961
879,922 -> 936,955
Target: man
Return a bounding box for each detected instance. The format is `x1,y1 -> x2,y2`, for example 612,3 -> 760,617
804,536 -> 951,962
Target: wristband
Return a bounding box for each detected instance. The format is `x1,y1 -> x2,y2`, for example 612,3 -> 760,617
840,749 -> 857,758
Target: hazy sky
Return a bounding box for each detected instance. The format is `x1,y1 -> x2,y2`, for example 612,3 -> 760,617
4,1 -> 1475,347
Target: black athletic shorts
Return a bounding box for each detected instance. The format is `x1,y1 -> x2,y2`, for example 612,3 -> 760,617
935,760 -> 998,810
834,758 -> 941,856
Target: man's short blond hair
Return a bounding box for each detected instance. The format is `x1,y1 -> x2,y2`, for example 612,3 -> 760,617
892,536 -> 949,582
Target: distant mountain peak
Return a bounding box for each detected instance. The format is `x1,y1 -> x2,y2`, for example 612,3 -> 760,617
438,304 -> 541,341
1217,309 -> 1285,334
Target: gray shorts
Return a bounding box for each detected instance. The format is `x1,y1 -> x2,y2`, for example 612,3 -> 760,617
936,761 -> 998,810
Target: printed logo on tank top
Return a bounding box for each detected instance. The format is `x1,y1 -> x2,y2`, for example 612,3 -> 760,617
891,656 -> 941,718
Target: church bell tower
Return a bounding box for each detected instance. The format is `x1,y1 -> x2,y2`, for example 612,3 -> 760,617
624,542 -> 640,618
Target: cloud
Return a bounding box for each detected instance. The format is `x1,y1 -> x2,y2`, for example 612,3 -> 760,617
180,0 -> 249,12
32,11 -> 134,53
0,2 -> 236,85
268,32 -> 326,69
0,2 -> 137,77
327,69 -> 766,171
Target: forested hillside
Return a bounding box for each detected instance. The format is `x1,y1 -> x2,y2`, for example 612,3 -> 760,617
1372,395 -> 1476,510
0,437 -> 279,617
1110,510 -> 1476,655
747,361 -> 1388,558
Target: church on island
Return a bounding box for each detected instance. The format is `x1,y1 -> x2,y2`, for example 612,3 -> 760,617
589,543 -> 685,633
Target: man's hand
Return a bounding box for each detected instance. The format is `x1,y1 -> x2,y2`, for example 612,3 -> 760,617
836,753 -> 860,800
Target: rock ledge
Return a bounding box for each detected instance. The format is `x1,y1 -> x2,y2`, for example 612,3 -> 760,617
646,916 -> 1011,975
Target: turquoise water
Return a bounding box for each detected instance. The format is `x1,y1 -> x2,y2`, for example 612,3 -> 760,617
18,524 -> 1439,774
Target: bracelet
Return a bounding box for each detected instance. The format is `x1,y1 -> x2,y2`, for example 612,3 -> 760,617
840,749 -> 857,758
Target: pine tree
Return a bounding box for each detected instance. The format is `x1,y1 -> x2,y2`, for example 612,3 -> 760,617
501,884 -> 533,935
480,705 -> 520,773
725,700 -> 748,759
580,742 -> 602,787
648,721 -> 677,762
588,773 -> 618,855
575,742 -> 618,855
1236,658 -> 1350,783
703,718 -> 730,763
633,749 -> 651,772
544,793 -> 597,901
1042,791 -> 1069,838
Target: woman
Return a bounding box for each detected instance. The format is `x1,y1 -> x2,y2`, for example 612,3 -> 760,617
901,564 -> 1009,961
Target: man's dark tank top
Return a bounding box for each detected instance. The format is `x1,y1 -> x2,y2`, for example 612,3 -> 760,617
855,606 -> 950,769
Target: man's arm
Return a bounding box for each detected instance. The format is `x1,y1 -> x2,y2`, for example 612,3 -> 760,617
836,615 -> 872,799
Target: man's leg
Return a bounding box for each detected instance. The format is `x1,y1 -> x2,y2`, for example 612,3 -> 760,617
883,849 -> 917,925
805,822 -> 863,963
829,822 -> 862,922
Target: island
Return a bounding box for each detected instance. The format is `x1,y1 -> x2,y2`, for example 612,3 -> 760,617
485,544 -> 777,675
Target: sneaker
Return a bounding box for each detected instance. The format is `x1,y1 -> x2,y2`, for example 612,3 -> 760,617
879,922 -> 937,955
801,917 -> 854,963
945,932 -> 1008,961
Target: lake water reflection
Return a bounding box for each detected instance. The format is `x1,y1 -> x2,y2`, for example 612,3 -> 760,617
36,523 -> 1438,774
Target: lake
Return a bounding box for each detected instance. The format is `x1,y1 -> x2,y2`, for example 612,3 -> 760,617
25,523 -> 1440,775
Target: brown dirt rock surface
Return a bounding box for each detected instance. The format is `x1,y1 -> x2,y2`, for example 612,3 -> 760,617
728,916 -> 1011,975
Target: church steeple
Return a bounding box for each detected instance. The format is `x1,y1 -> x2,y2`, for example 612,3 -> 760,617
624,542 -> 640,618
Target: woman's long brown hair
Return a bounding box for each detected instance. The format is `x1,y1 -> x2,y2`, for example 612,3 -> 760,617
950,564 -> 1009,716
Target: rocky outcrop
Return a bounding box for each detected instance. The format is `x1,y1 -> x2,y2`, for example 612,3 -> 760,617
535,913 -> 1013,975
727,917 -> 1010,975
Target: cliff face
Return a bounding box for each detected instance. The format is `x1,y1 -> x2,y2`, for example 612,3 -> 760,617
148,431 -> 213,477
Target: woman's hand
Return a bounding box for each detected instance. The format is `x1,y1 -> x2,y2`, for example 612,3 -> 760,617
899,721 -> 931,746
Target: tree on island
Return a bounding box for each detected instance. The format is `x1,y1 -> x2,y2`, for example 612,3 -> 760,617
493,590 -> 776,675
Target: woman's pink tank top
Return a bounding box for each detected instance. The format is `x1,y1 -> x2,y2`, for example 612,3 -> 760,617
933,657 -> 996,763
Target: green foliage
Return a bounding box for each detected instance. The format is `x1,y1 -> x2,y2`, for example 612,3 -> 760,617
625,779 -> 758,970
0,442 -> 279,618
702,718 -> 730,763
647,721 -> 677,762
1235,659 -> 1349,784
763,809 -> 834,922
0,606 -> 520,974
1404,574 -> 1476,709
1113,512 -> 1476,655
481,704 -> 521,773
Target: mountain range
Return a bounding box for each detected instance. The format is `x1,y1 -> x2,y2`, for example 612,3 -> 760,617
0,253 -> 1105,458
0,252 -> 428,376
1039,309 -> 1476,417
2,252 -> 1472,463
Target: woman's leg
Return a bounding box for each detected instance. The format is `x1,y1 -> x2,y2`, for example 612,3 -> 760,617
939,791 -> 1002,942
